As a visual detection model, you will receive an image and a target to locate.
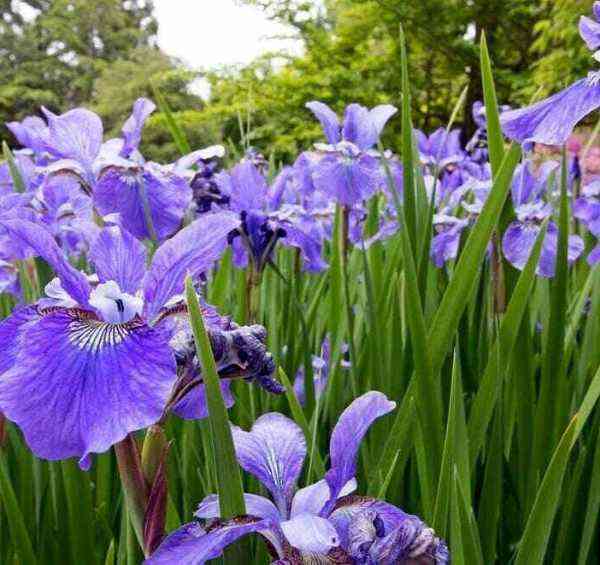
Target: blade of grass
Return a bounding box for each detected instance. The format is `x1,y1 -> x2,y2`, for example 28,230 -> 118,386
515,364 -> 600,565
428,143 -> 521,376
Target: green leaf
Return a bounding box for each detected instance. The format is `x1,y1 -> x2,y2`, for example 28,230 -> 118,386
151,84 -> 191,156
515,364 -> 600,565
533,152 -> 570,475
185,276 -> 246,519
428,143 -> 521,376
480,33 -> 505,176
61,459 -> 98,565
468,219 -> 549,465
277,367 -> 325,478
399,25 -> 417,256
0,450 -> 37,565
2,142 -> 27,193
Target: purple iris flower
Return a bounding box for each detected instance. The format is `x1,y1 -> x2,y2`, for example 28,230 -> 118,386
171,145 -> 227,214
466,101 -> 511,164
8,99 -> 194,242
293,336 -> 350,405
216,160 -> 327,273
415,128 -> 464,170
502,161 -> 584,277
430,164 -> 493,266
501,2 -> 600,148
0,212 -> 281,469
573,179 -> 600,264
306,101 -> 397,206
146,391 -> 449,564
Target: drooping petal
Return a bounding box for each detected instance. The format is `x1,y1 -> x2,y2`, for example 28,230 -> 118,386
89,226 -> 147,294
94,163 -> 192,242
280,219 -> 327,272
500,79 -> 600,149
6,116 -> 50,154
502,221 -> 584,277
171,381 -> 234,420
41,107 -> 103,169
280,513 -> 340,554
430,223 -> 467,267
579,14 -> 600,51
143,211 -> 240,321
0,309 -> 176,469
306,101 -> 341,145
0,306 -> 39,375
312,153 -> 381,206
231,413 -> 306,512
0,220 -> 91,306
120,98 -> 156,158
145,518 -> 270,565
588,242 -> 600,265
324,392 -> 396,507
195,493 -> 281,524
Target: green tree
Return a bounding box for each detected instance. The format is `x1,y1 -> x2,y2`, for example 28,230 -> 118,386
529,0 -> 595,98
0,0 -> 157,137
208,0 -> 540,160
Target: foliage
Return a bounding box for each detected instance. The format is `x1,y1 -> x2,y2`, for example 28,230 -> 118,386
0,0 -> 157,136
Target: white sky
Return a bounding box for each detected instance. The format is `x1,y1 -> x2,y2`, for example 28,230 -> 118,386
154,0 -> 300,69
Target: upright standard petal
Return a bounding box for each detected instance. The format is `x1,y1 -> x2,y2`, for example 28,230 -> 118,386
89,226 -> 147,294
0,309 -> 176,469
324,392 -> 396,507
306,101 -> 341,145
502,221 -> 584,277
120,98 -> 156,158
312,153 -> 381,206
228,161 -> 269,213
0,220 -> 91,306
7,116 -> 50,154
342,104 -> 372,150
143,211 -> 240,321
42,107 -> 103,168
145,518 -> 270,565
231,413 -> 307,513
500,79 -> 600,148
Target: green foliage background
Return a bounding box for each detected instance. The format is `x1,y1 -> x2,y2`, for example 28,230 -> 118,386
0,0 -> 597,158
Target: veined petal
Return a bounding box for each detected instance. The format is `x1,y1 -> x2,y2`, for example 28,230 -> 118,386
145,517 -> 270,565
324,392 -> 396,508
143,211 -> 240,321
580,15 -> 600,51
0,220 -> 91,306
280,513 -> 340,554
7,116 -> 50,154
94,164 -> 192,242
500,79 -> 600,149
231,413 -> 306,513
306,101 -> 341,145
0,306 -> 39,374
329,495 -> 413,552
89,226 -> 147,294
120,98 -> 156,158
195,493 -> 281,524
0,309 -> 176,469
42,107 -> 102,168
228,161 -> 268,212
291,478 -> 357,518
